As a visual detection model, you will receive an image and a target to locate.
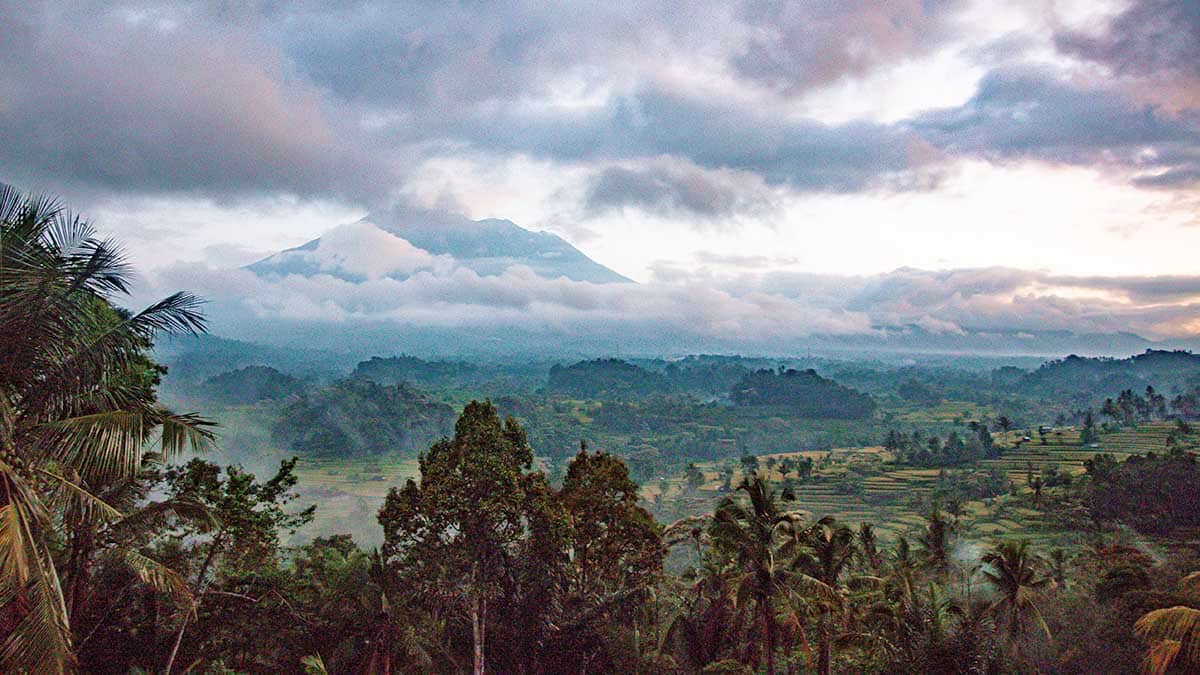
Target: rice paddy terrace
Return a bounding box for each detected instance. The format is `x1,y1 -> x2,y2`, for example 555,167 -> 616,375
980,422 -> 1185,481
655,421 -> 1199,544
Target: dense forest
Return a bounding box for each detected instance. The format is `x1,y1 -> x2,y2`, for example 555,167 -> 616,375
200,365 -> 304,405
548,358 -> 676,400
271,380 -> 456,457
7,185 -> 1200,675
732,368 -> 877,419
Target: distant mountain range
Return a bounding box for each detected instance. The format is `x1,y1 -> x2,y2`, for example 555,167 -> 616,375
247,209 -> 631,284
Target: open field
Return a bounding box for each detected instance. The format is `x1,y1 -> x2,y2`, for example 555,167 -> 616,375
294,455 -> 422,498
287,456 -> 425,546
981,422 -> 1183,482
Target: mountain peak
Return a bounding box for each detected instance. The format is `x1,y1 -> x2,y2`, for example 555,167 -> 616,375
248,211 -> 631,284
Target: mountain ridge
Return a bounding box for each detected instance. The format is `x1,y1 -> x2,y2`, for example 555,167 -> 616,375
247,210 -> 631,284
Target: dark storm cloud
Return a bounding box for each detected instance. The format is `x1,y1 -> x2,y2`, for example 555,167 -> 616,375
1044,274 -> 1200,303
1053,0 -> 1200,113
445,87 -> 924,192
732,0 -> 956,93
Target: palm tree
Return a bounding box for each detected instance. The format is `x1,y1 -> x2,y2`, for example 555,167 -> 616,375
917,504 -> 953,574
980,539 -> 1051,660
890,584 -> 964,673
857,523 -> 881,573
791,516 -> 857,675
708,474 -> 789,673
0,185 -> 212,671
1135,606 -> 1200,675
661,557 -> 738,671
1134,571 -> 1200,675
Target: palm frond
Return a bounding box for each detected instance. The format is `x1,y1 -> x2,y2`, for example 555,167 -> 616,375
1143,638 -> 1183,675
0,568 -> 72,674
108,498 -> 217,539
128,292 -> 207,336
38,468 -> 123,525
0,504 -> 33,586
1180,571 -> 1200,597
1135,606 -> 1200,668
115,550 -> 193,605
783,571 -> 841,606
0,469 -> 51,586
155,409 -> 216,460
43,410 -> 145,485
302,653 -> 330,674
0,469 -> 71,673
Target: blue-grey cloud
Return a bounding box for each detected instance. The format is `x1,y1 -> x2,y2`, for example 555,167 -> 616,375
583,159 -> 779,221
912,71 -> 1200,186
443,87 -> 926,192
156,242 -> 1200,341
0,0 -> 1196,208
732,0 -> 958,93
1055,0 -> 1200,83
0,1 -> 395,203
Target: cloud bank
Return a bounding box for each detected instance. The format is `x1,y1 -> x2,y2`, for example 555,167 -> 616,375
151,226 -> 1200,345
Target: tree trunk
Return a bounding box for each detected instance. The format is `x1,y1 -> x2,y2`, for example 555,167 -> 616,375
817,613 -> 831,675
164,610 -> 191,675
764,609 -> 776,675
472,594 -> 487,675
64,527 -> 93,622
165,531 -> 223,674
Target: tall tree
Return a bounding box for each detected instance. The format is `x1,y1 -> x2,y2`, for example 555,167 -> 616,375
790,516 -> 858,675
555,446 -> 663,668
159,458 -> 314,673
0,184 -> 212,671
561,447 -> 663,600
378,401 -> 538,675
709,474 -> 790,673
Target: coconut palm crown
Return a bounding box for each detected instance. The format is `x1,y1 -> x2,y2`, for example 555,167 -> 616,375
0,184 -> 213,671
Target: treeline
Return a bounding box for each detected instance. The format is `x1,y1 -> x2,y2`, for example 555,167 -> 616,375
64,404 -> 1200,673
883,423 -> 997,467
353,354 -> 489,388
1086,444 -> 1200,534
1010,349 -> 1200,398
200,364 -> 304,404
1099,385 -> 1175,426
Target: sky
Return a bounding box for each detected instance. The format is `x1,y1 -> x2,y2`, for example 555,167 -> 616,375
2,0 -> 1199,344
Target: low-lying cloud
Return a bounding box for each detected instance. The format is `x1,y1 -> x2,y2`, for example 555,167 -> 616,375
152,228 -> 1200,344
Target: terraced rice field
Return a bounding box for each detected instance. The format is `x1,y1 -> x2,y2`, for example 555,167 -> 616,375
980,422 -> 1187,482
660,421 -> 1198,545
